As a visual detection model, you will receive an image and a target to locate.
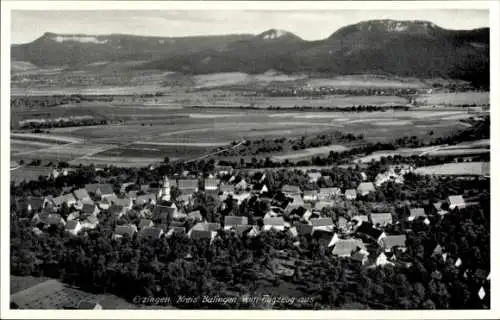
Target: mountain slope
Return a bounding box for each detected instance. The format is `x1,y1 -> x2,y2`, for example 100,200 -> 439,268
11,20 -> 490,87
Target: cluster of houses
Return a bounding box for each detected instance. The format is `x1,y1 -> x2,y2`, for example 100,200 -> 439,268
17,165 -> 471,269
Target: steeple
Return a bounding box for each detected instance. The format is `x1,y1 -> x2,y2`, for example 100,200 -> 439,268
160,176 -> 171,201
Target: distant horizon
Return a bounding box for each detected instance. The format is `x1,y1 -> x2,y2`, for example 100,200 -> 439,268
11,10 -> 489,45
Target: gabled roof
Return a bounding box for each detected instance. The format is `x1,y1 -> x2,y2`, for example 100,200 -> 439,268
139,226 -> 163,239
73,188 -> 90,200
332,239 -> 366,256
81,204 -> 96,214
45,214 -> 64,225
85,183 -> 99,194
282,184 -> 301,194
193,222 -> 220,232
109,197 -> 131,207
409,208 -> 426,218
380,235 -> 407,249
351,215 -> 368,223
369,212 -> 393,226
83,215 -> 99,225
114,225 -> 137,237
190,229 -> 212,240
296,223 -> 313,236
310,217 -> 334,227
108,205 -> 124,215
303,190 -> 318,197
53,194 -> 76,206
224,216 -> 248,226
315,201 -> 334,211
188,210 -> 202,219
263,217 -> 285,226
153,205 -> 175,218
98,184 -> 114,195
319,187 -> 341,196
167,226 -> 186,236
21,197 -> 44,211
337,217 -> 348,230
345,189 -> 357,198
357,182 -> 375,194
178,179 -> 198,190
136,193 -> 156,205
204,178 -> 220,189
65,220 -> 80,230
220,184 -> 235,193
448,195 -> 465,205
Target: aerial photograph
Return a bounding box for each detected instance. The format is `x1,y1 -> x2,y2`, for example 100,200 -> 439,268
6,6 -> 491,312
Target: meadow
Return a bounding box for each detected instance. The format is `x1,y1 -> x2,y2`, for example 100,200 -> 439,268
414,162 -> 489,176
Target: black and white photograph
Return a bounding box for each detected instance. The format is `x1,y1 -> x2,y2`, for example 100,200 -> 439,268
1,1 -> 498,318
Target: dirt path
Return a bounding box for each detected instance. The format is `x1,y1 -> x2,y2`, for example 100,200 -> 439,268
184,140 -> 246,163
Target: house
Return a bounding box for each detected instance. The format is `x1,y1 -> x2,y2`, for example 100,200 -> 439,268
408,208 -> 426,221
357,182 -> 375,196
81,215 -> 99,229
356,222 -> 386,242
52,194 -> 76,208
65,220 -> 82,236
337,217 -> 349,233
307,172 -> 322,183
344,189 -> 357,200
178,179 -> 199,194
303,190 -> 318,202
284,195 -> 305,214
379,235 -> 407,252
235,179 -> 248,191
314,200 -> 334,212
152,204 -> 177,224
86,183 -> 115,199
81,204 -> 100,217
67,211 -> 80,221
252,183 -> 268,194
138,219 -> 154,229
281,184 -> 302,196
296,222 -> 314,236
72,189 -> 90,202
351,215 -> 369,227
263,217 -> 286,231
43,214 -> 66,227
187,210 -> 203,222
232,192 -> 251,205
120,182 -> 135,195
113,224 -> 138,239
108,196 -> 133,210
189,229 -> 215,241
215,165 -> 233,176
310,217 -> 334,233
135,193 -> 156,206
351,249 -> 370,265
138,227 -> 164,240
318,187 -> 341,200
328,233 -> 340,247
108,205 -> 126,219
224,216 -> 248,230
98,198 -> 111,210
331,239 -> 366,257
204,178 -> 220,191
219,184 -> 235,196
448,195 -> 466,210
375,252 -> 393,267
166,226 -> 186,238
369,212 -> 393,227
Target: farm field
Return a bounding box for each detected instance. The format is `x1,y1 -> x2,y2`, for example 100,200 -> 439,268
271,145 -> 351,161
414,162 -> 490,176
415,91 -> 489,106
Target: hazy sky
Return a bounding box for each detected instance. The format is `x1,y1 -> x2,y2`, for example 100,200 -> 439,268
11,9 -> 489,44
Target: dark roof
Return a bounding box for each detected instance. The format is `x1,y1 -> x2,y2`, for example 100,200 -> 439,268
138,219 -> 153,229
98,184 -> 114,195
168,226 -> 186,236
230,225 -> 253,236
356,221 -> 384,239
153,205 -> 175,219
114,225 -> 136,237
22,197 -> 44,211
81,204 -> 95,214
380,235 -> 407,249
65,220 -> 79,230
77,300 -> 100,309
178,179 -> 198,190
73,189 -> 90,200
85,183 -> 99,194
135,193 -> 156,204
296,223 -> 313,236
310,217 -> 334,227
190,229 -> 212,240
139,227 -> 163,239
224,216 -> 248,226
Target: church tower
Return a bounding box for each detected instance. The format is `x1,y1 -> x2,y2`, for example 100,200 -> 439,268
160,176 -> 171,201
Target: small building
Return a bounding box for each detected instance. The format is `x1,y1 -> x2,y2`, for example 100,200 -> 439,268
369,212 -> 393,227
235,179 -> 248,191
215,165 -> 233,176
375,252 -> 393,267
108,205 -> 126,219
64,220 -> 82,236
178,179 -> 198,193
108,196 -> 133,210
351,215 -> 369,227
187,210 -> 203,222
307,172 -> 322,183
72,189 -> 90,202
52,194 -> 77,208
344,189 -> 357,200
356,221 -> 386,242
204,178 -> 220,191
331,239 -> 366,257
447,195 -> 466,210
135,193 -> 156,206
357,182 -> 375,196
232,192 -> 251,205
44,214 -> 66,227
318,187 -> 341,200
281,184 -> 302,196
351,249 -> 370,265
303,190 -> 318,202
113,224 -> 137,239
224,216 -> 248,230
408,208 -> 426,221
86,183 -> 115,199
138,226 -> 164,240
314,200 -> 334,212
81,204 -> 100,217
263,217 -> 286,231
379,235 -> 407,252
152,204 -> 177,224
166,226 -> 186,238
81,215 -> 99,230
296,222 -> 314,236
310,217 -> 334,233
219,184 -> 235,196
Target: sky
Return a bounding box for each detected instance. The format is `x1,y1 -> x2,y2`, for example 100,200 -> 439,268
11,9 -> 489,44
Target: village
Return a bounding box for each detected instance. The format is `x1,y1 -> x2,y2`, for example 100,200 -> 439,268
16,160 -> 484,275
